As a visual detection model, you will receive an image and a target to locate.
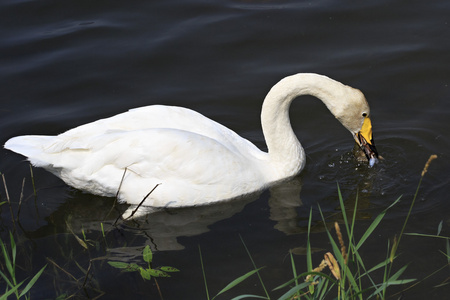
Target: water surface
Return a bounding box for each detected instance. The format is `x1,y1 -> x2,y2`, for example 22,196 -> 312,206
1,0 -> 449,298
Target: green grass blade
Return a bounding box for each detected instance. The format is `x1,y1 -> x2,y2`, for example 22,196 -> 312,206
327,230 -> 361,297
336,183 -> 351,235
289,250 -> 300,299
214,268 -> 265,299
317,277 -> 331,299
0,281 -> 23,300
355,213 -> 384,251
356,196 -> 402,251
306,208 -> 314,295
239,235 -> 270,299
198,245 -> 210,300
349,190 -> 359,252
231,295 -> 268,300
9,232 -> 16,270
404,233 -> 450,240
388,264 -> 410,282
306,208 -> 313,273
368,265 -> 414,298
19,264 -> 47,297
290,250 -> 298,284
0,240 -> 14,281
363,258 -> 391,276
276,281 -> 311,300
0,270 -> 14,288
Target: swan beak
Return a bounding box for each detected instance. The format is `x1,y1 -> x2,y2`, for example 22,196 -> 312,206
355,117 -> 379,167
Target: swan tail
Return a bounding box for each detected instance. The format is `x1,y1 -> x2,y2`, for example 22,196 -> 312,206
4,135 -> 55,167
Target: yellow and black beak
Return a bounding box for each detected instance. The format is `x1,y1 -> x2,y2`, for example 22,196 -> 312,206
355,117 -> 379,167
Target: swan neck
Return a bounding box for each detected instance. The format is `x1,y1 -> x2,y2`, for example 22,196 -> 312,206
261,73 -> 345,179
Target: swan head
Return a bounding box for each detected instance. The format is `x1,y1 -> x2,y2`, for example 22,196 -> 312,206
333,86 -> 379,166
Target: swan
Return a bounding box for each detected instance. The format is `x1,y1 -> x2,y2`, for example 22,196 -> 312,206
4,73 -> 378,208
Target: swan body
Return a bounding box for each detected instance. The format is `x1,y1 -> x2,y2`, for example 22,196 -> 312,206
4,73 -> 378,208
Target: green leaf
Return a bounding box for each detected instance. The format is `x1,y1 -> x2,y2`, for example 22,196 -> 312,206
214,268 -> 264,299
159,266 -> 180,272
108,261 -> 130,269
437,220 -> 443,236
73,233 -> 89,250
139,268 -> 151,280
126,263 -> 141,272
19,264 -> 46,297
148,268 -> 170,278
143,245 -> 153,263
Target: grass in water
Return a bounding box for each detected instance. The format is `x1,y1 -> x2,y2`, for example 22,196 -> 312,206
199,154 -> 438,299
0,232 -> 46,300
1,155 -> 440,299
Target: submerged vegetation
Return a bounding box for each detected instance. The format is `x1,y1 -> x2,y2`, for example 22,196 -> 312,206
0,155 -> 448,299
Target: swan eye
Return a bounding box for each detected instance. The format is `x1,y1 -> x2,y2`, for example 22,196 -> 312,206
362,112 -> 368,117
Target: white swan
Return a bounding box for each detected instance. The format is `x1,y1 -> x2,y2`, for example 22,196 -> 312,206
4,73 -> 378,208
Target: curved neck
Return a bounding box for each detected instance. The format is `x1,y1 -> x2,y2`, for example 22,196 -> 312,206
261,73 -> 346,179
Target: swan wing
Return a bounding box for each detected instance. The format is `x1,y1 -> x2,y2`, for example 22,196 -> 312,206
61,105 -> 263,157
7,128 -> 267,206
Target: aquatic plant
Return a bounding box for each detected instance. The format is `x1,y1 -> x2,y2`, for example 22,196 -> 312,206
108,245 -> 179,298
199,155 -> 438,299
0,232 -> 46,300
108,245 -> 179,280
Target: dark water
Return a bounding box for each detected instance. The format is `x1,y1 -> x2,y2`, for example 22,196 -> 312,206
1,0 -> 449,299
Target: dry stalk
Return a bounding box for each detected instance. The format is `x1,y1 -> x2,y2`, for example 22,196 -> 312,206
390,234 -> 398,263
17,177 -> 26,219
324,252 -> 341,280
2,174 -> 17,232
421,154 -> 438,177
334,222 -> 348,264
305,251 -> 342,284
305,259 -> 327,284
46,257 -> 79,282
